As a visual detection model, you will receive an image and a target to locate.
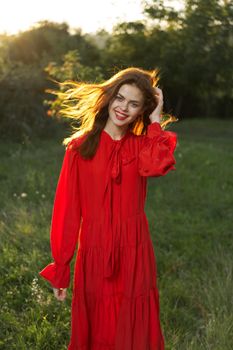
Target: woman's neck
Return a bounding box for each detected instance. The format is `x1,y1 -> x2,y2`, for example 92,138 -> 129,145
104,121 -> 129,141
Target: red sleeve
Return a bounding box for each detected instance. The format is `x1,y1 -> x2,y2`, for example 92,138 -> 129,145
39,140 -> 82,289
138,121 -> 178,177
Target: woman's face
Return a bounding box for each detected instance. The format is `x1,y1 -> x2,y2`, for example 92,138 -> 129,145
107,83 -> 145,128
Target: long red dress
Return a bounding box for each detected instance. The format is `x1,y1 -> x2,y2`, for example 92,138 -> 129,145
39,121 -> 178,350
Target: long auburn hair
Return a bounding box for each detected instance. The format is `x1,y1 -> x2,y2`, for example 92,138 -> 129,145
52,67 -> 177,159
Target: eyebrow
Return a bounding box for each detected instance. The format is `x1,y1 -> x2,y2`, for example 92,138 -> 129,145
117,92 -> 141,104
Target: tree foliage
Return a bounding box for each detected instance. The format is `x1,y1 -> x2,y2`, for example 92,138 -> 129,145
0,22 -> 102,141
44,50 -> 104,120
142,0 -> 233,117
0,2 -> 232,141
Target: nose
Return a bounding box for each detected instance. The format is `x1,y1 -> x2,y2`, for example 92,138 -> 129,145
121,101 -> 128,111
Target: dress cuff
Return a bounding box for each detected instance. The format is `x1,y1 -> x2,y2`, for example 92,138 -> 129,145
39,262 -> 70,289
147,122 -> 163,138
148,122 -> 177,153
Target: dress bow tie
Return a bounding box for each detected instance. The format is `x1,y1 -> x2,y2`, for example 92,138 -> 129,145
103,139 -> 128,279
111,143 -> 122,183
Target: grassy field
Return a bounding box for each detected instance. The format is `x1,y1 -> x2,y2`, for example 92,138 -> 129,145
0,118 -> 232,349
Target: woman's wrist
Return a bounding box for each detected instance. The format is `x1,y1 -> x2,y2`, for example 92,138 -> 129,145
149,105 -> 163,124
149,115 -> 161,124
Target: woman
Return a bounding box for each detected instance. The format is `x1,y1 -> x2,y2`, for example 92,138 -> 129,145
39,67 -> 178,349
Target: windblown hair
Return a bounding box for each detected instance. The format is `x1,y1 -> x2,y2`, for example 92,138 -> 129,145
51,67 -> 177,159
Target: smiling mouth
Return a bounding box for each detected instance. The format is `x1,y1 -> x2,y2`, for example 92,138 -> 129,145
115,110 -> 128,120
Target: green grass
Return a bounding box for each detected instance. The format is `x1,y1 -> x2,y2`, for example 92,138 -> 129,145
0,118 -> 232,349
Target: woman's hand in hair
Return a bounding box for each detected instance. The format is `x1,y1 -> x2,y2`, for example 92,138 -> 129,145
149,87 -> 164,124
53,287 -> 67,301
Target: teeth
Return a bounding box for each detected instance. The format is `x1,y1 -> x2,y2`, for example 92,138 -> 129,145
116,111 -> 127,118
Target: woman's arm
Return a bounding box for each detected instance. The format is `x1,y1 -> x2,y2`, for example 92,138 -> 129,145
138,87 -> 178,177
39,139 -> 82,289
138,121 -> 178,177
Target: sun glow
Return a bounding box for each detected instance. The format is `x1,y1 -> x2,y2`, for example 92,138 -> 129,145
0,0 -> 184,35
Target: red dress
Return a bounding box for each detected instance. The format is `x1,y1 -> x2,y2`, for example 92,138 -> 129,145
39,121 -> 178,350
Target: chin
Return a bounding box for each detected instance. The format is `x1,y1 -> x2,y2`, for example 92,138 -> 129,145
113,119 -> 129,127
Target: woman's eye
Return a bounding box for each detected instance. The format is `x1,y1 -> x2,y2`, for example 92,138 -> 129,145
116,95 -> 123,100
131,103 -> 139,108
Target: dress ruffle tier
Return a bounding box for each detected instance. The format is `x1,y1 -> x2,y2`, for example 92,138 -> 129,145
69,212 -> 164,349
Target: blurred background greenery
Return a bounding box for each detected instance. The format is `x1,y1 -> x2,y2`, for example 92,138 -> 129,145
0,0 -> 232,349
0,0 -> 232,142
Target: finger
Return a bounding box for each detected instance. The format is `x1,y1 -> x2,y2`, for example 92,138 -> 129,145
155,92 -> 163,103
154,88 -> 163,99
154,86 -> 162,93
58,290 -> 67,301
58,288 -> 67,301
53,288 -> 67,301
53,288 -> 59,298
